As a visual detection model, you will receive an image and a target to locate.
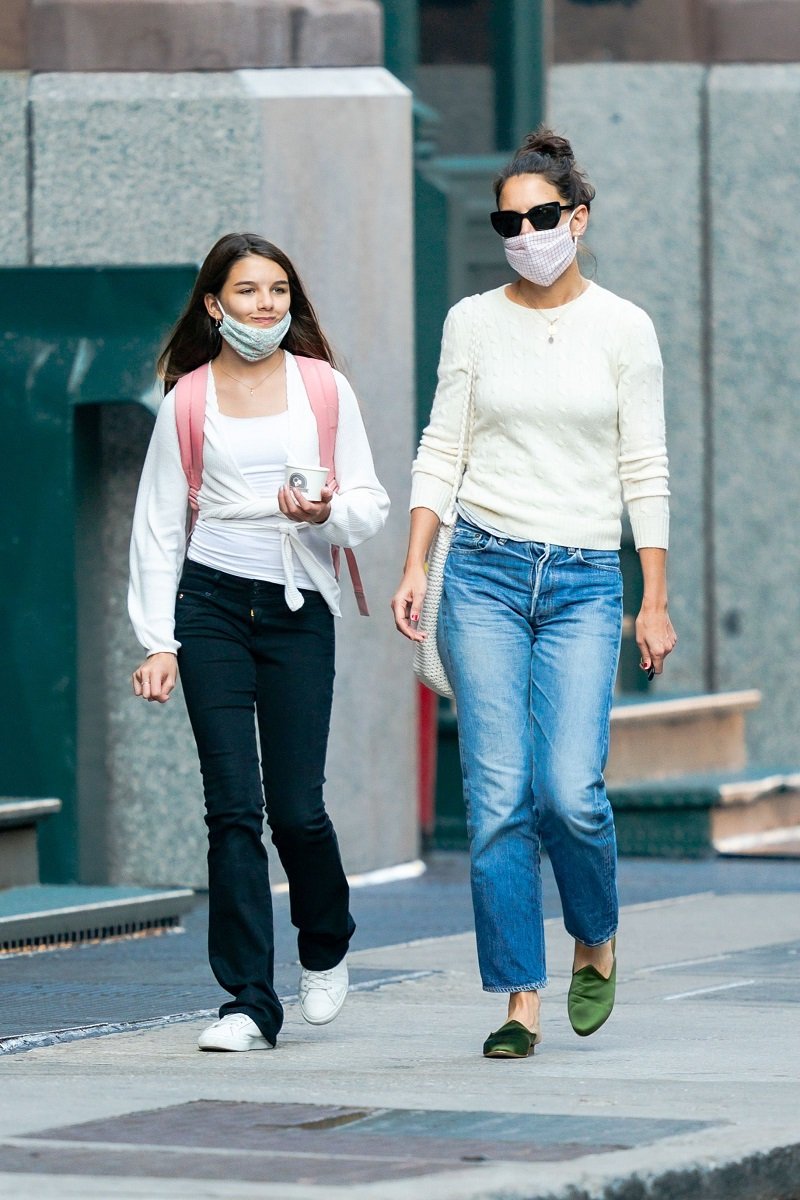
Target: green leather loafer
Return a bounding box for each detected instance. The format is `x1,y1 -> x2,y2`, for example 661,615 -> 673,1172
483,1019 -> 542,1059
567,938 -> 616,1037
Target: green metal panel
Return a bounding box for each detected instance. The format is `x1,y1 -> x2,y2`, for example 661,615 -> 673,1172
493,0 -> 547,151
0,266 -> 196,882
381,0 -> 419,88
619,538 -> 650,694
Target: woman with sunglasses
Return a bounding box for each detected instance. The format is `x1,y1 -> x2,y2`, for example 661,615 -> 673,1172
129,233 -> 389,1053
392,129 -> 676,1058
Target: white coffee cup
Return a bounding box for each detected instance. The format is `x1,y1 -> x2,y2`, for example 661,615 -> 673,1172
284,463 -> 329,503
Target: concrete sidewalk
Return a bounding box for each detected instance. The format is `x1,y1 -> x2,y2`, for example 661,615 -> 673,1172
0,888 -> 798,1199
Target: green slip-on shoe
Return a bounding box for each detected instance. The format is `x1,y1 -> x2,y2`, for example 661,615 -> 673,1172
567,938 -> 616,1037
483,1019 -> 542,1059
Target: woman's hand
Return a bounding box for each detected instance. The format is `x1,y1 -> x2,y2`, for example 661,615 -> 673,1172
391,565 -> 429,642
635,603 -> 677,677
391,508 -> 441,642
636,547 -> 677,677
278,485 -> 333,525
132,652 -> 178,703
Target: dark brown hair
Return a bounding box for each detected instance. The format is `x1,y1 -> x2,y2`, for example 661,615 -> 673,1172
158,232 -> 337,393
494,127 -> 596,211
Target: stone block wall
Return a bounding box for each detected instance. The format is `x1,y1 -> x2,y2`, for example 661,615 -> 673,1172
0,74 -> 28,264
0,1 -> 28,70
5,0 -> 381,71
549,65 -> 708,699
550,62 -> 800,766
554,0 -> 800,63
3,65 -> 415,887
554,0 -> 709,64
30,74 -> 261,265
706,0 -> 800,61
708,65 -> 800,763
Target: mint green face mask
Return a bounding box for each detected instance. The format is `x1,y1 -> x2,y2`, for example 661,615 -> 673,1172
217,301 -> 292,362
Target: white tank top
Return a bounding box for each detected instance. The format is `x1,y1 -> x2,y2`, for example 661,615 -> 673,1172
187,410 -> 316,589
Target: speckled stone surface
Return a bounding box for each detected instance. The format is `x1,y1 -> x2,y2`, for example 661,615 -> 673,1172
238,68 -> 416,873
29,0 -> 293,72
30,73 -> 260,266
100,405 -> 207,888
0,73 -> 28,265
709,66 -> 800,765
293,0 -> 383,68
69,69 -> 416,884
549,65 -> 707,696
0,1 -> 27,70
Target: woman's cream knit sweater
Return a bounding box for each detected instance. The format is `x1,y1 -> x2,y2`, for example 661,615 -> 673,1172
410,282 -> 669,551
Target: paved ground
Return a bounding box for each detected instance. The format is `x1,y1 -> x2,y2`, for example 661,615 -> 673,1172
3,854 -> 799,1041
0,854 -> 799,1198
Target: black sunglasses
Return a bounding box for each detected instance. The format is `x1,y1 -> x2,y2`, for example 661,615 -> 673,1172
490,202 -> 574,238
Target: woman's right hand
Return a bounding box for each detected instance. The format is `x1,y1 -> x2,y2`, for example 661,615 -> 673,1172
132,653 -> 178,703
391,565 -> 429,642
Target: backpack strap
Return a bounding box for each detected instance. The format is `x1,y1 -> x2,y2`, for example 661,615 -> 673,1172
295,355 -> 370,617
175,363 -> 209,533
295,356 -> 338,488
341,549 -> 369,617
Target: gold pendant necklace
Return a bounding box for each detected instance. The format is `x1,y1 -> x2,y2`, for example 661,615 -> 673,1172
537,313 -> 560,344
515,281 -> 588,344
218,352 -> 283,397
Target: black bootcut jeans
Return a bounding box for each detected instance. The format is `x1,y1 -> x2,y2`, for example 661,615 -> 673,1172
175,559 -> 355,1044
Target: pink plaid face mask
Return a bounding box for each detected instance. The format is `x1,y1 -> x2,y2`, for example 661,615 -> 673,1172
503,212 -> 579,287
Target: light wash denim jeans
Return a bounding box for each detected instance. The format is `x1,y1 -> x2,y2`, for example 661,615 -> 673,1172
439,517 -> 622,992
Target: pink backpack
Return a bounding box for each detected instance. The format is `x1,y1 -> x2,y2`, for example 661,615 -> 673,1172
174,358 -> 369,616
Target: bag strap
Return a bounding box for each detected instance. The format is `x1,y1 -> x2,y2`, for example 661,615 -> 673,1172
294,355 -> 370,617
444,298 -> 480,519
175,363 -> 209,533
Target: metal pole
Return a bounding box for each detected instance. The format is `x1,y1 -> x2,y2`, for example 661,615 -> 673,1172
493,0 -> 550,152
381,0 -> 419,90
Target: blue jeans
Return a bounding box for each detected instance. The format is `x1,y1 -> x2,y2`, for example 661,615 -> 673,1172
440,518 -> 622,992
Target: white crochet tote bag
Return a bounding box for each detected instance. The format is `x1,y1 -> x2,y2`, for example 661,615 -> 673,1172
412,302 -> 479,698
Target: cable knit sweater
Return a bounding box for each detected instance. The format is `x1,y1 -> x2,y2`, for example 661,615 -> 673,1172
410,282 -> 669,551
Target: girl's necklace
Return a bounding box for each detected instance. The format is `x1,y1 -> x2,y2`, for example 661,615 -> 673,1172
217,352 -> 283,397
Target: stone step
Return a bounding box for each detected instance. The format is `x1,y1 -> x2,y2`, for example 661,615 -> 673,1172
609,766 -> 800,860
433,690 -> 766,852
0,885 -> 196,954
0,797 -> 62,888
606,689 -> 761,784
714,826 -> 800,857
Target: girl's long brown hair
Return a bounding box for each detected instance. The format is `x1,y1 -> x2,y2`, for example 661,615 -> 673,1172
158,232 -> 337,393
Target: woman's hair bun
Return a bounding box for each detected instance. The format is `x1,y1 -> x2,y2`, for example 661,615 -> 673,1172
518,127 -> 574,163
493,124 -> 594,209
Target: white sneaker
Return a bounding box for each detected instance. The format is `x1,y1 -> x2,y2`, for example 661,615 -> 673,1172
299,959 -> 349,1025
197,1013 -> 274,1052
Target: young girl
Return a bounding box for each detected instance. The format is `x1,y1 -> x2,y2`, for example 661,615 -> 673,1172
392,129 -> 676,1058
129,232 -> 389,1052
